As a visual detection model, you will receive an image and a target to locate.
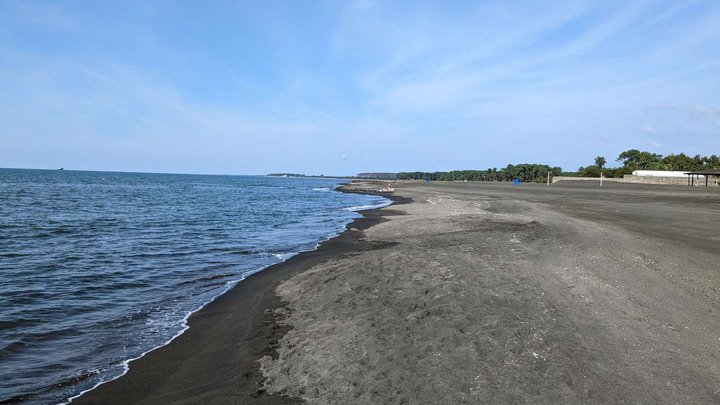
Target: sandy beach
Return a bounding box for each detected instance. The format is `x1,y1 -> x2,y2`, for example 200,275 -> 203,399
78,181 -> 720,404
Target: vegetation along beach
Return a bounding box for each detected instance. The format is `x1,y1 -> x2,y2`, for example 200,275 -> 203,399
1,1 -> 719,404
75,179 -> 720,404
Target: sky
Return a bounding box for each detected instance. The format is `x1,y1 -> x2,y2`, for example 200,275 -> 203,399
0,0 -> 719,175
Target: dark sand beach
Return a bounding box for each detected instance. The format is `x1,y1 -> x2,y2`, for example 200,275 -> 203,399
78,181 -> 720,404
73,190 -> 409,405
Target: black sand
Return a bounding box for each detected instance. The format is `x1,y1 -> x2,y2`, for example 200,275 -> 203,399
260,181 -> 720,404
74,191 -> 408,405
77,181 -> 720,404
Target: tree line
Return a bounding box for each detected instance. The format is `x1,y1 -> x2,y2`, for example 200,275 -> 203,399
397,164 -> 563,183
395,149 -> 719,182
575,150 -> 720,178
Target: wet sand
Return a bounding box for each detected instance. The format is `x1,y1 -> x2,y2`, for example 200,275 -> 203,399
74,191 -> 408,405
78,181 -> 720,404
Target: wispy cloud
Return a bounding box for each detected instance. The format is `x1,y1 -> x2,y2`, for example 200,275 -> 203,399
0,0 -> 718,173
2,1 -> 81,30
642,126 -> 656,134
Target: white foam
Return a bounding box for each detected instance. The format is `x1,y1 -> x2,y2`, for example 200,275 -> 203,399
274,252 -> 296,261
63,260 -> 312,404
65,195 -> 393,404
311,187 -> 331,192
64,278 -> 243,404
346,199 -> 392,212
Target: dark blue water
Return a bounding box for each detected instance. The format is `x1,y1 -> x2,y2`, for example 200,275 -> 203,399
0,169 -> 389,404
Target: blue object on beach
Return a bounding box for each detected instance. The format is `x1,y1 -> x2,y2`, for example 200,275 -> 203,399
514,179 -> 520,185
425,178 -> 430,183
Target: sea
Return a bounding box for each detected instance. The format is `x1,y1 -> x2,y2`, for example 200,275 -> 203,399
0,169 -> 390,404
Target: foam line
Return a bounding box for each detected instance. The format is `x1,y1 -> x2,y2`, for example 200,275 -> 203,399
65,192 -> 392,404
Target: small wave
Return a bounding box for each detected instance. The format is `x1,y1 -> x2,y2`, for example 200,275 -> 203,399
273,252 -> 296,261
63,274 -> 247,404
0,252 -> 29,258
0,172 -> 398,404
0,318 -> 41,330
0,328 -> 83,356
206,247 -> 254,254
345,200 -> 392,212
177,273 -> 236,287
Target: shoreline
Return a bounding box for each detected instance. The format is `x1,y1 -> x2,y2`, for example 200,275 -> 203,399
70,180 -> 720,403
73,183 -> 405,404
258,181 -> 720,403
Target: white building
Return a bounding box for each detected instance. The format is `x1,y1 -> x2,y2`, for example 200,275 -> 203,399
632,170 -> 698,178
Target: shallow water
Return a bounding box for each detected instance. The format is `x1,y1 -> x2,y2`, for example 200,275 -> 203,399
0,169 -> 389,404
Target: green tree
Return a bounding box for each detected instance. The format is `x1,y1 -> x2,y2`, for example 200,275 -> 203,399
595,156 -> 606,168
617,149 -> 641,168
617,149 -> 662,169
580,165 -> 602,177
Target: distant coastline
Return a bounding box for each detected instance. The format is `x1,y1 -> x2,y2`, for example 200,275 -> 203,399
266,173 -> 353,180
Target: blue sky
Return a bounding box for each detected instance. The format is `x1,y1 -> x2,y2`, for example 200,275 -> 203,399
1,0 -> 718,175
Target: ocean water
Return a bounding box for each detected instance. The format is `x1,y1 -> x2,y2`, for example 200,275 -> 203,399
0,169 -> 390,404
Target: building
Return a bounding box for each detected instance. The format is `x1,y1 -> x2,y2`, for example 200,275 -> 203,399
632,170 -> 694,178
685,168 -> 720,187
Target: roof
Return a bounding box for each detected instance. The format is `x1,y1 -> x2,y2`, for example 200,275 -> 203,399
685,168 -> 720,175
633,170 -> 688,178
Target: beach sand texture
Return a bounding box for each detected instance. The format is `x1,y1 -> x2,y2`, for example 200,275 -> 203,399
260,181 -> 720,404
78,181 -> 720,404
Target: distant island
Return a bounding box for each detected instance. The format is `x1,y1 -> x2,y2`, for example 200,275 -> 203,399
266,173 -> 350,179
266,173 -> 310,177
267,172 -> 400,180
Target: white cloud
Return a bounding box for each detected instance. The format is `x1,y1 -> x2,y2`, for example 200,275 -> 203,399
1,0 -> 719,173
642,126 -> 656,134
